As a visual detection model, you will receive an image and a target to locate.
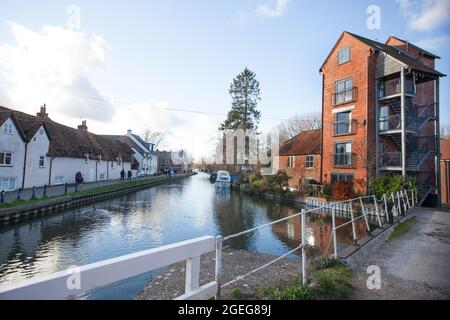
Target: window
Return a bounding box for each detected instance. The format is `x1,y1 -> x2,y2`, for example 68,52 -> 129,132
0,152 -> 13,166
331,173 -> 354,183
338,47 -> 350,65
335,78 -> 353,105
306,155 -> 314,168
0,178 -> 16,191
287,156 -> 295,168
99,173 -> 106,180
38,156 -> 45,168
335,111 -> 352,135
3,122 -> 13,135
54,176 -> 64,185
334,142 -> 352,166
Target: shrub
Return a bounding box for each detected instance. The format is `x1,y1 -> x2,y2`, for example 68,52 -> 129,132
270,170 -> 292,193
332,181 -> 354,201
322,182 -> 332,199
251,179 -> 264,190
369,175 -> 420,199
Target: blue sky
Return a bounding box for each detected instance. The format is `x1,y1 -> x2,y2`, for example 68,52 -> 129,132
0,0 -> 449,159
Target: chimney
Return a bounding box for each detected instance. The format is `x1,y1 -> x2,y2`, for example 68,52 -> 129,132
78,120 -> 88,132
36,104 -> 48,119
127,129 -> 132,136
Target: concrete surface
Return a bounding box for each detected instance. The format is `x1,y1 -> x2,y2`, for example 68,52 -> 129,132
347,208 -> 450,300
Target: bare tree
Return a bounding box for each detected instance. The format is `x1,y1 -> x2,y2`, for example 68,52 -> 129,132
141,129 -> 166,149
277,112 -> 322,144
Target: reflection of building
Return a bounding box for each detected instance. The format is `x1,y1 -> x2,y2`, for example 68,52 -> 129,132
321,32 -> 445,206
157,150 -> 191,174
273,129 -> 322,191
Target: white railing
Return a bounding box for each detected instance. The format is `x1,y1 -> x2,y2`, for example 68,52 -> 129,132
0,236 -> 217,300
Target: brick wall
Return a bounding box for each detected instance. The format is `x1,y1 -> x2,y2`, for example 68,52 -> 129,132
277,154 -> 321,190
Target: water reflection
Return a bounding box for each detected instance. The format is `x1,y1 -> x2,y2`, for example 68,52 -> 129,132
0,173 -> 372,299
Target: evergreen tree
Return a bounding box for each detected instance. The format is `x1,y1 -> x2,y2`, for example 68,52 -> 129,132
220,68 -> 261,131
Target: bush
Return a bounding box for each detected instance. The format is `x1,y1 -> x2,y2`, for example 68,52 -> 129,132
322,182 -> 332,199
332,181 -> 354,201
270,170 -> 292,193
370,175 -> 420,199
251,179 -> 264,190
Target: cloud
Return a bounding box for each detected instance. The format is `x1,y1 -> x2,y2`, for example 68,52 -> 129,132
397,0 -> 450,31
0,22 -> 113,121
234,0 -> 290,25
256,0 -> 289,18
415,35 -> 450,52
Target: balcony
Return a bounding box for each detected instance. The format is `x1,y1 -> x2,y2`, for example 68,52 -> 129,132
332,87 -> 358,106
332,152 -> 357,168
378,78 -> 415,99
378,152 -> 401,169
332,119 -> 357,137
378,114 -> 401,132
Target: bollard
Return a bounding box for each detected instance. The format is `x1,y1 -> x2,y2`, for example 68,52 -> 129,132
32,186 -> 36,198
214,236 -> 223,300
17,188 -> 22,200
0,190 -> 4,203
43,185 -> 47,198
301,209 -> 307,285
64,183 -> 68,195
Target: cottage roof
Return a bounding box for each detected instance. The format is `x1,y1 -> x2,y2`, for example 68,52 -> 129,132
279,129 -> 322,156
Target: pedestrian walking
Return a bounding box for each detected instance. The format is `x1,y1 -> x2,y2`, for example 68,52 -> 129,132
120,169 -> 125,181
127,170 -> 132,181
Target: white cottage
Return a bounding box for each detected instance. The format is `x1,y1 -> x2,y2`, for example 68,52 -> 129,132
0,105 -> 134,190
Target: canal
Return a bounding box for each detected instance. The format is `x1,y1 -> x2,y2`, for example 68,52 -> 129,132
0,173 -> 369,299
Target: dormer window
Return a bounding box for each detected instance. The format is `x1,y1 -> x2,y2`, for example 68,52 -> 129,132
338,47 -> 350,65
3,122 -> 13,135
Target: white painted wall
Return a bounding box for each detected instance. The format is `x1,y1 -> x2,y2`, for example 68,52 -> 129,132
24,125 -> 50,188
0,117 -> 26,191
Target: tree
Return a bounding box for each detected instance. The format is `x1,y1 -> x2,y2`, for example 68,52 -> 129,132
277,113 -> 322,144
270,170 -> 292,192
141,129 -> 166,149
220,67 -> 261,131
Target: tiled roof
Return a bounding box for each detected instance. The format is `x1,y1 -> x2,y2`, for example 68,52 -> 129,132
279,129 -> 322,156
0,106 -> 133,161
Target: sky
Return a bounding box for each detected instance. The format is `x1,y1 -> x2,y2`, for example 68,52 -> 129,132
0,0 -> 449,161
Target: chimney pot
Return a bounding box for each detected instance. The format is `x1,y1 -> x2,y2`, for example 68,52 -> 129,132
36,105 -> 48,119
78,120 -> 88,132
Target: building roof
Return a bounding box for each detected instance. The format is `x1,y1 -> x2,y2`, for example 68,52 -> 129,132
387,35 -> 441,59
0,106 -> 133,161
104,135 -> 156,156
279,129 -> 322,156
320,32 -> 445,78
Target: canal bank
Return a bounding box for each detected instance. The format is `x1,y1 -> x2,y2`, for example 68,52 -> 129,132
0,173 -> 196,224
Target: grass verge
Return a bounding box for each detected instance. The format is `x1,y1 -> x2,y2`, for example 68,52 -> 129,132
389,216 -> 417,240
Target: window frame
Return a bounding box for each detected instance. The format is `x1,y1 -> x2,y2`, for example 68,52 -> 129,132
331,173 -> 354,183
54,176 -> 64,185
3,122 -> 13,135
287,156 -> 295,168
335,77 -> 353,105
0,152 -> 13,166
305,155 -> 314,168
0,177 -> 16,191
334,141 -> 352,166
38,156 -> 46,168
334,111 -> 352,136
338,47 -> 350,65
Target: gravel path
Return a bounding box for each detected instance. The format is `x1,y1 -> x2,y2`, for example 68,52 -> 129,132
136,249 -> 302,300
347,208 -> 450,300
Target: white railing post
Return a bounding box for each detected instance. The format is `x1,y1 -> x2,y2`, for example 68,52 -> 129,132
391,192 -> 397,217
397,191 -> 402,216
405,190 -> 411,210
185,256 -> 200,294
359,197 -> 371,234
402,190 -> 408,212
349,200 -> 357,246
301,209 -> 307,285
383,194 -> 390,224
331,205 -> 338,259
373,195 -> 382,227
215,236 -> 223,300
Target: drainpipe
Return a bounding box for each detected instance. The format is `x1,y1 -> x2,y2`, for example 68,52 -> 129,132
48,156 -> 55,185
107,160 -> 109,180
95,160 -> 98,182
21,141 -> 29,189
320,72 -> 324,184
400,67 -> 407,177
435,78 -> 441,207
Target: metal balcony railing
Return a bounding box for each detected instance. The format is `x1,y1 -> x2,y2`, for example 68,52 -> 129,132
332,119 -> 357,136
378,114 -> 401,132
378,78 -> 415,98
332,87 -> 358,106
332,152 -> 356,167
378,152 -> 402,168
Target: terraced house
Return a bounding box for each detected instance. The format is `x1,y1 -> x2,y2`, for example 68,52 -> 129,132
320,32 -> 445,206
0,105 -> 133,191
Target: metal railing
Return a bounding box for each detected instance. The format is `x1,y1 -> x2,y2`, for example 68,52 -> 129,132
378,151 -> 402,167
378,78 -> 415,98
332,87 -> 358,106
379,114 -> 401,132
332,152 -> 356,167
332,119 -> 357,137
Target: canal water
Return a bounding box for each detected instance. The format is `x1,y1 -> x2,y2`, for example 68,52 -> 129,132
0,173 -> 370,299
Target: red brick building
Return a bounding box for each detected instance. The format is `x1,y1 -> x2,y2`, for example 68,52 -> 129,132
320,32 -> 445,205
441,137 -> 450,206
275,129 -> 321,191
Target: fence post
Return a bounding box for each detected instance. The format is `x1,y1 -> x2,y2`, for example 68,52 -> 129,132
397,191 -> 402,216
64,183 -> 68,195
331,205 -> 338,259
215,236 -> 223,300
0,190 -> 4,203
359,197 -> 371,234
43,185 -> 47,198
373,195 -> 382,228
185,256 -> 200,294
401,190 -> 407,212
301,209 -> 307,285
17,188 -> 21,200
75,183 -> 78,193
32,186 -> 36,198
349,200 -> 357,246
405,190 -> 411,210
383,194 -> 391,224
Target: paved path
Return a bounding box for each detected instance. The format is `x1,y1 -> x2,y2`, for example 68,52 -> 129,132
2,176 -> 168,203
348,208 -> 450,299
